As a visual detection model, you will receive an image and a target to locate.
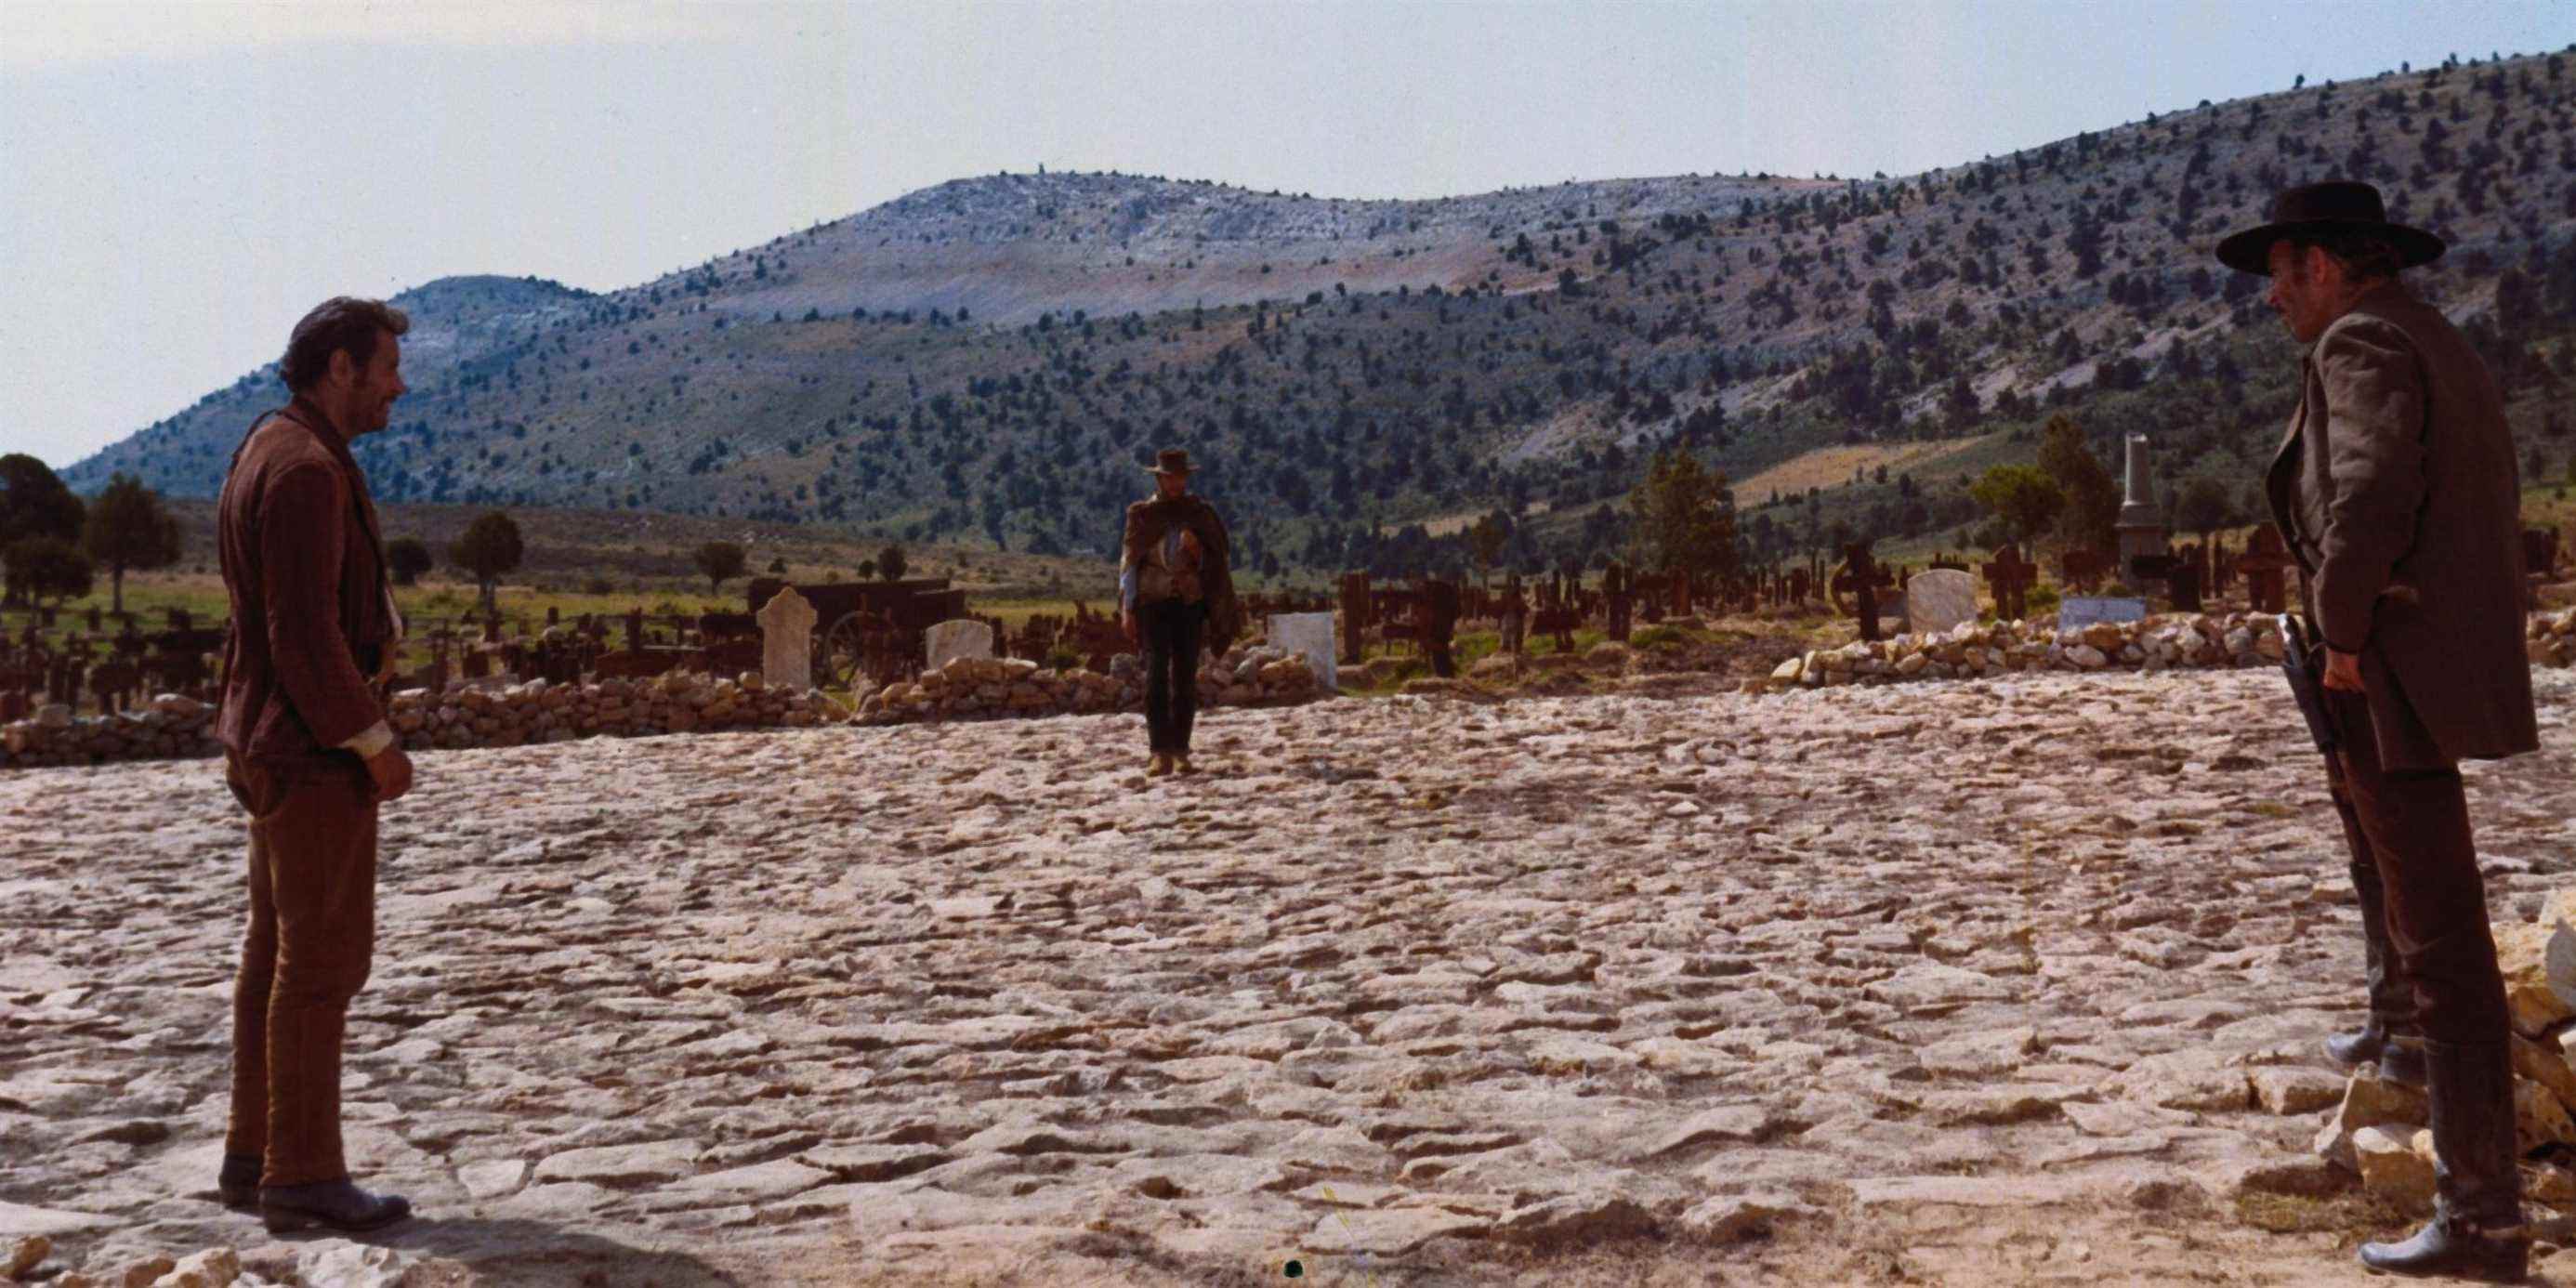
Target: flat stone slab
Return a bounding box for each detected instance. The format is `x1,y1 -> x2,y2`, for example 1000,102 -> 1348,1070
532,1139 -> 703,1187
0,1199 -> 113,1238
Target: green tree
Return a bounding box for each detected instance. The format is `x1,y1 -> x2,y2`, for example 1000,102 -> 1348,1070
2173,475 -> 2237,545
856,559 -> 877,581
446,510 -> 524,615
876,544 -> 908,582
0,454 -> 85,558
696,541 -> 748,594
386,536 -> 433,586
1465,510 -> 1511,585
2035,413 -> 2120,553
81,472 -> 181,614
1970,464 -> 2067,545
3,537 -> 94,606
1627,449 -> 1740,586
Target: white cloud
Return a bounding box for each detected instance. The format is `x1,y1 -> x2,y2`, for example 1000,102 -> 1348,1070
0,0 -> 751,71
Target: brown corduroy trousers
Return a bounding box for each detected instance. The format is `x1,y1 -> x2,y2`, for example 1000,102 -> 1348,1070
2323,688 -> 2511,1047
222,752 -> 377,1187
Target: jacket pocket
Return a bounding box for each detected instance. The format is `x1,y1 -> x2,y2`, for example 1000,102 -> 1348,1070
225,758 -> 286,819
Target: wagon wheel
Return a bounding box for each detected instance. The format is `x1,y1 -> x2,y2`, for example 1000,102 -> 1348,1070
820,612 -> 873,691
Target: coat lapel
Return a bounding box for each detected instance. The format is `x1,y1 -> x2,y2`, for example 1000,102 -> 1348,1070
2264,361 -> 2310,549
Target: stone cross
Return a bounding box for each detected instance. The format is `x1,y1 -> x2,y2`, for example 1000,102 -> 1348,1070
1337,572 -> 1370,664
1831,542 -> 1899,643
1981,544 -> 2037,622
2239,525 -> 2295,614
924,618 -> 994,673
756,586 -> 818,690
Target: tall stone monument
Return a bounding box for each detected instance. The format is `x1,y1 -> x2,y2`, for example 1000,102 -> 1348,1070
2114,433 -> 2169,578
756,587 -> 817,690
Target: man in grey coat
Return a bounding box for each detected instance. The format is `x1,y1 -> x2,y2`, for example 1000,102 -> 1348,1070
2223,180 -> 2538,1281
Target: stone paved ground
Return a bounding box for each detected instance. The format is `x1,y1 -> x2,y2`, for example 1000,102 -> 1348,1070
5,668 -> 2575,1285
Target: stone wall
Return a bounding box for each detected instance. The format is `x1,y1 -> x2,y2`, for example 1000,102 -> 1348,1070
0,673 -> 839,770
1766,608 -> 2576,692
856,645 -> 1319,724
388,672 -> 838,750
0,694 -> 217,770
1,650 -> 1325,769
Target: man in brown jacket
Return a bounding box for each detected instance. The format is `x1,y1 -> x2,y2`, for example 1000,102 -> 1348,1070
213,296 -> 416,1233
2223,181 -> 2539,1281
1119,449 -> 1240,776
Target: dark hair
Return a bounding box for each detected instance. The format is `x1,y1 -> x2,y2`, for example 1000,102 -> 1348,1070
280,296 -> 410,393
2283,229 -> 2404,283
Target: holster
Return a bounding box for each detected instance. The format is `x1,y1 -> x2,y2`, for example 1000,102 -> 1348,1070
2279,613 -> 2339,756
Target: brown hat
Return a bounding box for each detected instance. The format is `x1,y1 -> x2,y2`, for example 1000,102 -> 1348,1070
2215,180 -> 2445,276
1149,448 -> 1195,476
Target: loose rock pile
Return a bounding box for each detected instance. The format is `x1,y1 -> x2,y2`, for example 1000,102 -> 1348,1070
2317,890 -> 2576,1210
856,645 -> 1319,723
2533,607 -> 2576,668
1,1237 -> 452,1287
0,693 -> 217,770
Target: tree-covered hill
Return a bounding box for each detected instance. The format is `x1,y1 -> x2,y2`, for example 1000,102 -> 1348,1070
65,46 -> 2576,577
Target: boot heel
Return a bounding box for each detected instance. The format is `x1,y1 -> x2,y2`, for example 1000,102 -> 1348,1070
261,1210 -> 316,1234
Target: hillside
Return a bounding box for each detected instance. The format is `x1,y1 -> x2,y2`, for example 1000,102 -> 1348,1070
65,47 -> 2576,577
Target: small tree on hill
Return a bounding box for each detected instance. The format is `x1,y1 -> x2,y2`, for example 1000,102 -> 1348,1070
81,472 -> 181,613
1970,465 -> 2067,546
876,544 -> 907,582
386,536 -> 433,585
447,510 -> 523,615
696,541 -> 748,595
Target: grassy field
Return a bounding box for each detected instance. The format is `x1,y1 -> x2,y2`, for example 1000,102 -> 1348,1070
1732,436 -> 1993,506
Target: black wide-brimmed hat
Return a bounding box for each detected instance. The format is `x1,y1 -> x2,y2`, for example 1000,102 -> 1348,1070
2215,180 -> 2445,276
1148,448 -> 1195,476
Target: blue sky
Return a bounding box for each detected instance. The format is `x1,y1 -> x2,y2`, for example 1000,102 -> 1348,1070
2,0 -> 2566,469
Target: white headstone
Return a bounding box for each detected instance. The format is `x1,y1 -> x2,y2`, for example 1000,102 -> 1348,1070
925,619 -> 994,672
1268,611 -> 1336,691
756,587 -> 817,690
1904,569 -> 1978,637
